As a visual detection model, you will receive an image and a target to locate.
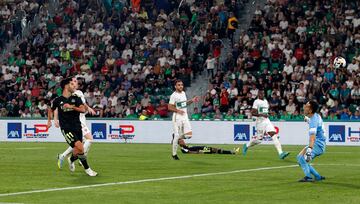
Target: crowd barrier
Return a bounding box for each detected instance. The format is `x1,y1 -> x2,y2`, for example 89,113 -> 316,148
1,119 -> 359,146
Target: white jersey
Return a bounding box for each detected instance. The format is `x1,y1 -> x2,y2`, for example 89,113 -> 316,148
73,90 -> 87,124
169,91 -> 188,121
252,98 -> 270,123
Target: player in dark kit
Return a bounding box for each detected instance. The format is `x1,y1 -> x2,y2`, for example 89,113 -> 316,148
178,139 -> 235,155
47,77 -> 97,176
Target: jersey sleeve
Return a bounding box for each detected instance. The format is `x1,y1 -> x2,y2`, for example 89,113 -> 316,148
308,117 -> 318,136
252,100 -> 258,109
169,93 -> 176,105
74,96 -> 84,107
51,98 -> 59,111
74,90 -> 86,103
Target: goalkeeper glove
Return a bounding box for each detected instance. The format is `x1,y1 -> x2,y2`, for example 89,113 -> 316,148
305,147 -> 312,162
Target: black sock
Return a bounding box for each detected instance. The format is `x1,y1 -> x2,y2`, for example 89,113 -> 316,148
70,154 -> 78,162
78,153 -> 90,169
218,149 -> 234,154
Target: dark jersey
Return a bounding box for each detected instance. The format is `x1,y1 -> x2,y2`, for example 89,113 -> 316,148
51,95 -> 83,130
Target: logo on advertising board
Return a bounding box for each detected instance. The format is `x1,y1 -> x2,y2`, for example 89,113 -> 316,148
347,127 -> 360,142
7,123 -> 22,139
23,124 -> 49,138
328,125 -> 345,142
109,124 -> 135,141
92,123 -> 107,140
234,125 -> 250,141
7,123 -> 49,139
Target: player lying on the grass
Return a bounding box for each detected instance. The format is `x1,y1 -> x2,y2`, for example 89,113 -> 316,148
54,77 -> 96,169
178,139 -> 235,154
297,101 -> 326,182
235,90 -> 290,159
47,77 -> 97,176
168,80 -> 200,160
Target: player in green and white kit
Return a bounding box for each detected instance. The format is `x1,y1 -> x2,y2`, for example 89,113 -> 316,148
236,90 -> 290,159
168,80 -> 199,160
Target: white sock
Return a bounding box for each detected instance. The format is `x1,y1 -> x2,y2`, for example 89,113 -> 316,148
172,134 -> 180,156
272,134 -> 283,155
61,147 -> 73,159
247,139 -> 261,148
83,139 -> 92,156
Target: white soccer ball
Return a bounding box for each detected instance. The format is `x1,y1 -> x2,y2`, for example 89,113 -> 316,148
333,56 -> 346,69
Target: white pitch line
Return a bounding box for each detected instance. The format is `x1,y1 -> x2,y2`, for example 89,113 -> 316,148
0,147 -> 45,150
0,165 -> 298,198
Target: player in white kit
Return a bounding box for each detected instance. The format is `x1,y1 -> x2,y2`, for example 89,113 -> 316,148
236,89 -> 290,159
55,77 -> 96,168
168,80 -> 199,160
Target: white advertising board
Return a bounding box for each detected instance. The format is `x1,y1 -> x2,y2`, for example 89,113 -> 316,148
0,119 -> 359,146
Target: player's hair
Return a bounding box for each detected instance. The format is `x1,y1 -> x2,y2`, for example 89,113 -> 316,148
308,100 -> 319,114
175,79 -> 183,85
60,77 -> 72,89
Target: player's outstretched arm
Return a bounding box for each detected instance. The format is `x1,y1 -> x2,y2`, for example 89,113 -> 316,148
64,104 -> 86,113
85,104 -> 96,115
186,96 -> 200,106
53,108 -> 60,128
47,108 -> 53,129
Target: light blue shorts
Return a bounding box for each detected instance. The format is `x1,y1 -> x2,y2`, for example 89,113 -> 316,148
305,140 -> 326,159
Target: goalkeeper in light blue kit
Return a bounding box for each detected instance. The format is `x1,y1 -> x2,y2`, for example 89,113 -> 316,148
297,101 -> 326,182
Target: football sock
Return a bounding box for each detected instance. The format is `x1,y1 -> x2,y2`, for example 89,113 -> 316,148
297,155 -> 311,178
78,153 -> 90,170
172,134 -> 180,156
83,139 -> 92,156
70,154 -> 78,162
217,149 -> 234,154
272,135 -> 283,155
247,139 -> 261,148
61,147 -> 73,159
309,165 -> 321,179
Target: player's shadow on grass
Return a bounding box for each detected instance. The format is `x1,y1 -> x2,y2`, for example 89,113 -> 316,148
317,181 -> 360,189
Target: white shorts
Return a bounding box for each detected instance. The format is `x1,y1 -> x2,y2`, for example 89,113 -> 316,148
256,119 -> 276,138
81,123 -> 91,137
173,119 -> 192,137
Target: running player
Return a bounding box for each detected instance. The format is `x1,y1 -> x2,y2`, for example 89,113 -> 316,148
168,80 -> 199,160
55,77 -> 96,169
297,101 -> 326,182
47,77 -> 97,176
236,89 -> 290,159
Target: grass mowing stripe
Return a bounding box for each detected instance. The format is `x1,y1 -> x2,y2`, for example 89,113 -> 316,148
0,165 -> 298,198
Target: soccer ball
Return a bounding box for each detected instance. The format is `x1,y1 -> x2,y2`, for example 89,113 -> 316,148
333,57 -> 346,68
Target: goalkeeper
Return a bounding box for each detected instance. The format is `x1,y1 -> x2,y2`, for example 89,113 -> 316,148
297,101 -> 326,182
178,139 -> 235,155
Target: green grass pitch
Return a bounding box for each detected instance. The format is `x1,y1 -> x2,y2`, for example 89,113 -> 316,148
0,142 -> 359,204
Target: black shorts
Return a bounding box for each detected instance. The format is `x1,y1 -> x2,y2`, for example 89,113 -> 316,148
61,128 -> 83,148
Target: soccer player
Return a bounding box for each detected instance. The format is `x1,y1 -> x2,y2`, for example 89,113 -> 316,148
297,101 -> 326,182
55,77 -> 96,169
237,89 -> 290,159
178,139 -> 235,154
168,80 -> 199,160
47,77 -> 97,176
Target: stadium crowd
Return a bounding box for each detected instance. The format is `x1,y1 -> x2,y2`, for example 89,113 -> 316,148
198,0 -> 360,121
0,0 -> 249,120
0,0 -> 45,51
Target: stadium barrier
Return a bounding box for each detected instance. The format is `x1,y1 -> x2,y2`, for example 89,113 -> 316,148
0,119 -> 359,145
